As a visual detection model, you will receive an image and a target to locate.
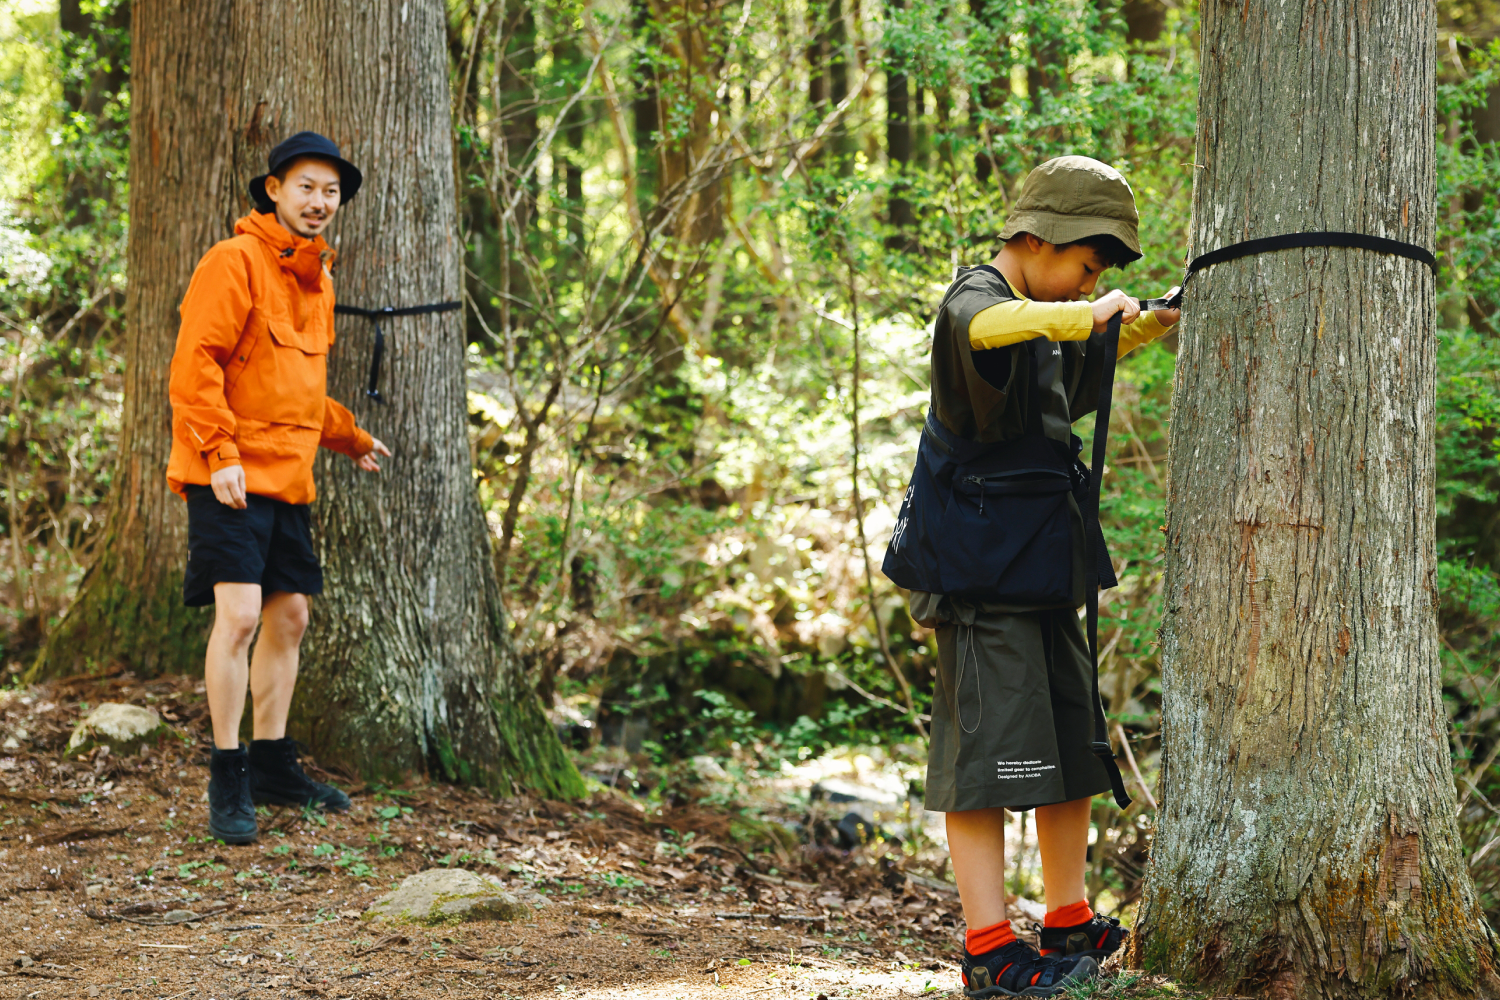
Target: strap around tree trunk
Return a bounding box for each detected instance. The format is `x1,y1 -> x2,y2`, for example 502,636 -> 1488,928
1156,231 -> 1436,310
333,301 -> 462,404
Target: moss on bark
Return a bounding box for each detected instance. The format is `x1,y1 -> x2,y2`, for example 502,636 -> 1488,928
490,692 -> 586,800
30,550 -> 209,683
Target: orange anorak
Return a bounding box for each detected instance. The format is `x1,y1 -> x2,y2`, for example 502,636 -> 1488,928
167,212 -> 372,505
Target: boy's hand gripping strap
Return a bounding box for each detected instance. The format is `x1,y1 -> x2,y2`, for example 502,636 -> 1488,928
334,301 -> 462,404
1084,313 -> 1133,810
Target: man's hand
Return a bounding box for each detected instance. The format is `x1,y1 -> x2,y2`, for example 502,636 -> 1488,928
1153,286 -> 1182,328
355,438 -> 392,473
1091,289 -> 1141,332
210,464 -> 248,509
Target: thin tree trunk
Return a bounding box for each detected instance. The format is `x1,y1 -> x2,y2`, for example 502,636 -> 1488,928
826,0 -> 852,171
499,0 -> 539,329
58,0 -> 130,229
1120,0 -> 1165,45
32,0 -> 232,681
968,0 -> 1007,186
631,0 -> 659,212
1135,2 -> 1500,996
1464,79 -> 1500,335
845,262 -> 922,739
885,0 -> 915,252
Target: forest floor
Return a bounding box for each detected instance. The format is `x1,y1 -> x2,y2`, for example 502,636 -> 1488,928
0,669 -> 1230,1000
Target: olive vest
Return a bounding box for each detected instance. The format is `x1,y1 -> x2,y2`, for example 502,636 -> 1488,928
883,265 -> 1116,608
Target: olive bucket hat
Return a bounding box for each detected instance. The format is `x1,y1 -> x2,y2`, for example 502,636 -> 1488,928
249,131 -> 363,213
997,155 -> 1142,263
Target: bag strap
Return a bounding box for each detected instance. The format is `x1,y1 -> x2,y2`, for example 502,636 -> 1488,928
1025,339 -> 1043,436
334,301 -> 462,404
1084,313 -> 1132,810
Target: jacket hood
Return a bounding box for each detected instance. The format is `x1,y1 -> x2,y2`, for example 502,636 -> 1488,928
234,212 -> 335,289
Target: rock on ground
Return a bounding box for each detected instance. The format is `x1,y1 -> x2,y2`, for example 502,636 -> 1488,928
66,703 -> 169,756
363,868 -> 530,925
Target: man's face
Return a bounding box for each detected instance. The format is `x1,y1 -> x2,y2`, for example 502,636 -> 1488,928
264,157 -> 342,239
1024,241 -> 1110,302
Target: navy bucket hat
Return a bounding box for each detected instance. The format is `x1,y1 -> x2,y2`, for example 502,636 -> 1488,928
249,131 -> 363,213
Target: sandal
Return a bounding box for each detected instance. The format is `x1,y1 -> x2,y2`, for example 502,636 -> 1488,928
1036,913 -> 1128,961
961,938 -> 1098,997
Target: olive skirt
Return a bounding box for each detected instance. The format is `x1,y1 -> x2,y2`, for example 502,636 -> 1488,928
913,593 -> 1112,813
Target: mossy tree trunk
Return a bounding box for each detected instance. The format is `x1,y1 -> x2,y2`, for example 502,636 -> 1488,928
1134,1 -> 1500,996
38,0 -> 583,799
33,0 -> 231,681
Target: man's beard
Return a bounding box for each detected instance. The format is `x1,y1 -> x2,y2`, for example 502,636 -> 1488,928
278,208 -> 327,239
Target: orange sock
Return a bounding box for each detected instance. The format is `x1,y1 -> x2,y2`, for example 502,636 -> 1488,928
1044,900 -> 1093,928
965,919 -> 1017,955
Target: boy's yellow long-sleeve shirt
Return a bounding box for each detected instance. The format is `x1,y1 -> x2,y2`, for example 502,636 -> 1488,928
968,292 -> 1176,357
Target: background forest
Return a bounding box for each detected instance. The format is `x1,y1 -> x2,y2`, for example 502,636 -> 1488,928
1,0 -> 1498,925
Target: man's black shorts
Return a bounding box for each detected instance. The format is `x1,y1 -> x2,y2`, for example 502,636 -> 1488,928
183,486 -> 323,606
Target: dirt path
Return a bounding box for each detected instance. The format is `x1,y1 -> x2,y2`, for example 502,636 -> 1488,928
0,672 -> 982,999
0,893 -> 962,998
0,671 -> 1215,1000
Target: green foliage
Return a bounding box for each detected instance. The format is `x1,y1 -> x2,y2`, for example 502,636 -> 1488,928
1433,36 -> 1500,919
0,0 -> 127,666
0,0 -> 1495,920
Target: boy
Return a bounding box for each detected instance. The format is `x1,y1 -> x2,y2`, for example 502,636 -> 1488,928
884,156 -> 1180,996
167,132 -> 390,844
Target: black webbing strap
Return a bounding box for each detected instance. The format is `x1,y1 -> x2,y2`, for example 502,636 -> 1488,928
1144,231 -> 1437,311
333,301 -> 461,404
1084,313 -> 1132,810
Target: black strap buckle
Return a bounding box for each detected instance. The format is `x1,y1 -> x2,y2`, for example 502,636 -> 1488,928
333,300 -> 461,405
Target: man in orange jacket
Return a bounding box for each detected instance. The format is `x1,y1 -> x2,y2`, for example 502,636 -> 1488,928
168,132 -> 389,844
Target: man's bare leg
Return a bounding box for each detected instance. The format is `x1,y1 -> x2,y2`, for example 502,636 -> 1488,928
1034,796 -> 1092,911
205,583 -> 263,750
250,592 -> 308,741
242,591 -> 347,811
946,807 -> 1009,929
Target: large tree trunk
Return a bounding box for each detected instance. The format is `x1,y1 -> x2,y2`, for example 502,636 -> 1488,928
33,0 -> 228,681
254,1 -> 579,793
38,0 -> 582,798
1134,2 -> 1500,997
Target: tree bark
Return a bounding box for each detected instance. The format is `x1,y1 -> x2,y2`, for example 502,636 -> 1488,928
1135,2 -> 1500,997
968,0 -> 1007,186
631,0 -> 659,210
1120,0 -> 1165,45
33,0 -> 229,681
228,1 -> 580,793
652,0 -> 726,244
38,0 -> 582,798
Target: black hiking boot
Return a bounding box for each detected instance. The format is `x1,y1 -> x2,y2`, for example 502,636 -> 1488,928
961,939 -> 1097,998
208,744 -> 258,844
248,737 -> 350,812
1037,913 -> 1129,962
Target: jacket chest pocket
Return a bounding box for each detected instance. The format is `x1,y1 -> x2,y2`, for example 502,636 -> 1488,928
268,321 -> 329,357
224,320 -> 329,429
